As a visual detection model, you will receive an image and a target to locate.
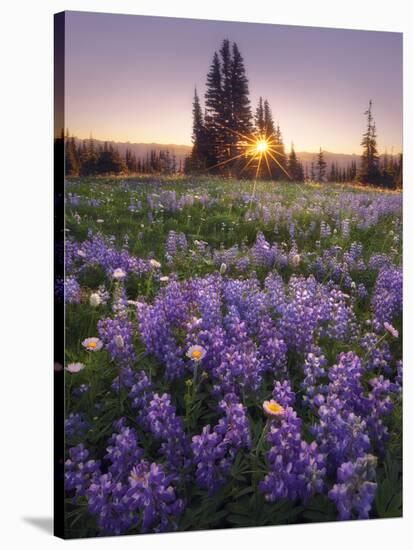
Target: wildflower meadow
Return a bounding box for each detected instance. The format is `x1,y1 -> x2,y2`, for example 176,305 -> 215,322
60,176 -> 402,537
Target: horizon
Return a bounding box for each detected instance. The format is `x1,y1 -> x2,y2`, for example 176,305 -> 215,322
68,134 -> 401,157
65,11 -> 402,155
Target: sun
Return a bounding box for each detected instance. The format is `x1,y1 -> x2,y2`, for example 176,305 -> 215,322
207,122 -> 291,179
255,139 -> 269,154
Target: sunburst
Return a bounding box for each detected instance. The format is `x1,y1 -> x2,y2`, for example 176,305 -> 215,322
208,123 -> 291,180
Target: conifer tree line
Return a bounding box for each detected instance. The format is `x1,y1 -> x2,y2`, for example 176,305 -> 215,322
64,131 -> 181,177
185,39 -> 298,180
186,40 -> 402,188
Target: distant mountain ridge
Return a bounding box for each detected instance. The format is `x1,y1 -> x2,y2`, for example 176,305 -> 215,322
74,138 -> 396,170
74,137 -> 192,166
296,151 -> 361,169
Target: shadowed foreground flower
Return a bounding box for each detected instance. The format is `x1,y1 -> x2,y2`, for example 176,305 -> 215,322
82,337 -> 103,351
67,362 -> 86,373
329,454 -> 377,520
89,292 -> 102,307
186,345 -> 206,362
263,399 -> 285,418
113,267 -> 126,280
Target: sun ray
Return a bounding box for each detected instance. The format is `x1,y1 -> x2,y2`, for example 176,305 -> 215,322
238,154 -> 257,176
266,150 -> 291,179
207,151 -> 248,172
203,122 -> 291,179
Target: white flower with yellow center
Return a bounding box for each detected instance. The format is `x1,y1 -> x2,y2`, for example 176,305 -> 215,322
186,345 -> 206,362
263,399 -> 285,418
82,337 -> 103,351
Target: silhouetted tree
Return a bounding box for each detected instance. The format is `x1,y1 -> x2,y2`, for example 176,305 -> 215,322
316,148 -> 327,182
204,51 -> 224,169
255,97 -> 265,135
65,130 -> 79,176
288,143 -> 304,181
188,88 -> 208,172
359,100 -> 380,185
329,162 -> 337,182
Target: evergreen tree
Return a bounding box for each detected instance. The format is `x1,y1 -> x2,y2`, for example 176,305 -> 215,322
260,100 -> 287,180
395,153 -> 403,188
263,100 -> 276,137
359,100 -> 380,185
329,162 -> 337,182
288,143 -> 304,182
350,160 -> 357,181
96,142 -> 126,174
65,130 -> 79,176
255,97 -> 265,135
310,159 -> 316,181
231,42 -> 253,137
188,88 -> 208,171
204,51 -> 224,169
316,148 -> 327,182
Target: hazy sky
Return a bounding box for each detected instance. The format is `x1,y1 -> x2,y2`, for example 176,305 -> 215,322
65,11 -> 402,154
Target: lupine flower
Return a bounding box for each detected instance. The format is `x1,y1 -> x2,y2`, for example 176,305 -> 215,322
192,396 -> 251,494
260,406 -> 325,503
65,413 -> 89,440
98,315 -> 136,365
329,454 -> 377,520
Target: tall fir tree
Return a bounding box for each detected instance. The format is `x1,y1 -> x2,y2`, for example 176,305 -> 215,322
359,100 -> 380,185
188,88 -> 208,171
230,42 -> 253,137
263,99 -> 276,137
204,51 -> 224,169
65,130 -> 79,176
288,143 -> 304,182
255,97 -> 265,135
261,100 -> 288,180
310,159 -> 316,180
329,162 -> 337,182
316,148 -> 327,182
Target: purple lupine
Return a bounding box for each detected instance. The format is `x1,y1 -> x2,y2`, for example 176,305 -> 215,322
165,230 -> 187,264
301,348 -> 328,410
329,454 -> 378,520
125,461 -> 184,533
146,393 -> 191,475
55,276 -> 80,304
272,380 -> 296,408
105,419 -> 144,479
65,444 -> 101,497
260,407 -> 325,503
360,332 -> 393,373
191,396 -> 251,494
372,267 -> 402,330
97,315 -> 136,365
257,315 -> 288,375
65,412 -> 89,440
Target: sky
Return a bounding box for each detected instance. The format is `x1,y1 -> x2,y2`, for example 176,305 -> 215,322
64,11 -> 402,154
